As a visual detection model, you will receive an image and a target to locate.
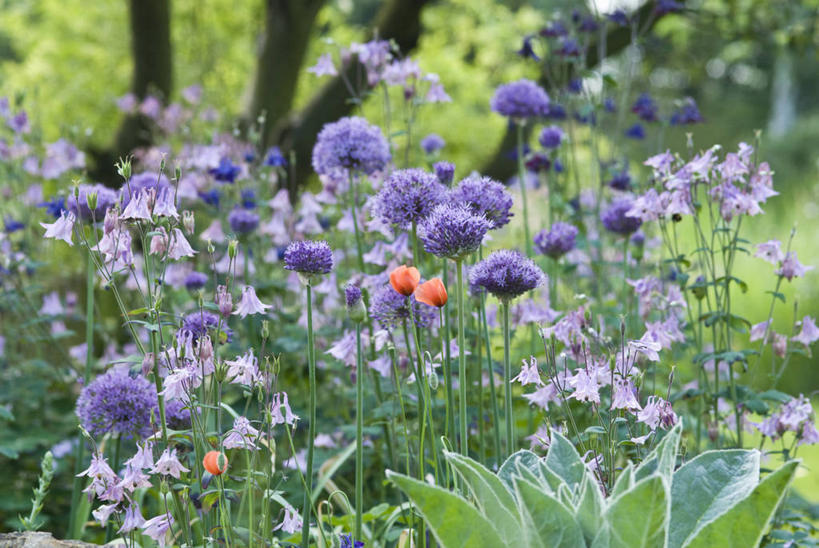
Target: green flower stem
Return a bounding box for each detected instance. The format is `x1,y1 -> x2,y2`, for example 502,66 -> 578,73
68,250 -> 95,539
516,123 -> 533,257
355,323 -> 364,541
301,283 -> 317,548
402,318 -> 425,481
441,260 -> 456,448
455,258 -> 468,455
501,300 -> 513,457
480,293 -> 503,463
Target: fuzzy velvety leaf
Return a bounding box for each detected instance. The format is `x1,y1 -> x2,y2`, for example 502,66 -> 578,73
514,476 -> 586,548
597,475 -> 669,548
545,431 -> 587,492
498,449 -> 541,490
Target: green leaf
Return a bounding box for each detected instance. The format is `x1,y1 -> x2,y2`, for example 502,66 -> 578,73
576,474 -> 605,543
444,451 -> 522,546
498,449 -> 541,490
611,463 -> 634,497
668,450 -> 760,548
514,477 -> 586,548
635,422 -> 681,482
0,407 -> 14,421
602,475 -> 669,548
684,461 -> 798,548
545,432 -> 586,492
387,471 -> 508,548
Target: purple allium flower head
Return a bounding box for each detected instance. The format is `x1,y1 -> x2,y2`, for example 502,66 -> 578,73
284,240 -> 334,274
264,146 -> 287,167
546,103 -> 567,120
228,208 -> 259,234
450,174 -> 514,229
181,311 -> 233,343
76,367 -> 156,439
419,203 -> 491,259
557,38 -> 582,57
607,171 -> 632,191
601,198 -> 643,235
420,133 -> 445,154
184,271 -> 208,291
469,249 -> 545,301
433,161 -> 455,186
670,97 -> 703,125
120,172 -> 172,208
490,79 -> 550,121
209,157 -> 241,183
164,398 -> 191,429
631,93 -> 658,122
534,221 -> 578,259
311,116 -> 391,178
625,123 -> 645,140
369,285 -> 436,329
538,125 -> 564,149
67,184 -> 118,221
345,283 -> 362,308
373,168 -> 447,228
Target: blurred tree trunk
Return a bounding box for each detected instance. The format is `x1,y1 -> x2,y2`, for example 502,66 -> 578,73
272,0 -> 431,190
92,0 -> 172,183
244,0 -> 326,138
767,46 -> 796,139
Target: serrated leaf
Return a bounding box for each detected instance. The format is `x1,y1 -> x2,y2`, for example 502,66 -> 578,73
387,471 -> 509,548
514,477 -> 586,548
668,450 -> 760,548
545,432 -> 586,492
602,475 -> 669,548
684,461 -> 798,548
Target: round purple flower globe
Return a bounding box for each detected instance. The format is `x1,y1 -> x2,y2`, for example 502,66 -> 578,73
67,183 -> 118,221
345,284 -> 362,308
601,198 -> 642,235
534,221 -> 578,259
165,398 -> 192,430
312,116 -> 391,178
450,174 -> 514,229
433,161 -> 455,186
369,284 -> 436,330
76,367 -> 157,439
419,203 -> 491,260
420,133 -> 445,155
181,310 -> 233,343
119,172 -> 172,207
284,240 -> 334,274
538,125 -> 564,149
184,271 -> 208,291
469,249 -> 545,301
490,79 -> 550,121
228,208 -> 260,234
373,168 -> 447,229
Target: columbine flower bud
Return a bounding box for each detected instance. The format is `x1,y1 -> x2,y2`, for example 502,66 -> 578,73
216,285 -> 233,317
86,191 -> 98,214
174,165 -> 182,181
228,239 -> 238,259
214,360 -> 229,383
142,352 -> 154,376
117,157 -> 132,180
261,320 -> 269,340
206,239 -> 215,254
182,211 -> 195,234
103,207 -> 119,235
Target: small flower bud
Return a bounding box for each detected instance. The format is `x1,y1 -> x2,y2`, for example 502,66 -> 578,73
216,285 -> 233,317
174,165 -> 182,181
142,352 -> 155,376
86,191 -> 98,214
261,320 -> 269,340
207,239 -> 215,254
160,479 -> 169,494
117,158 -> 132,180
182,211 -> 195,234
214,360 -> 229,383
228,239 -> 238,259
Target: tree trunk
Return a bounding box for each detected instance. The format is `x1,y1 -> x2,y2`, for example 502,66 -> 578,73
245,0 -> 326,141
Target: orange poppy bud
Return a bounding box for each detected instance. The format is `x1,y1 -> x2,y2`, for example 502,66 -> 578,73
389,265 -> 420,296
203,450 -> 229,476
414,278 -> 448,308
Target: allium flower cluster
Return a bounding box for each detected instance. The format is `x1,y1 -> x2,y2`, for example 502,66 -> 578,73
533,221 -> 578,259
67,183 -> 117,221
601,198 -> 642,235
76,367 -> 156,439
369,285 -> 436,329
490,79 -> 550,120
311,116 -> 391,178
449,175 -> 514,229
284,240 -> 334,274
419,203 -> 490,260
373,168 -> 447,228
469,249 -> 545,301
420,133 -> 445,154
228,207 -> 260,234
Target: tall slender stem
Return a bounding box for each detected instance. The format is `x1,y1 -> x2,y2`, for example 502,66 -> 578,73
301,283 -> 317,548
516,123 -> 533,257
355,323 -> 364,541
480,294 -> 503,462
501,300 -> 513,457
455,259 -> 468,455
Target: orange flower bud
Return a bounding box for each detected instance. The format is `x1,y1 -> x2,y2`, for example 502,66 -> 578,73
414,278 -> 448,308
203,450 -> 229,476
389,265 -> 420,296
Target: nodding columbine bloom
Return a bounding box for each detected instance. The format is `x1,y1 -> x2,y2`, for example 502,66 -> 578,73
67,183 -> 117,221
433,161 -> 455,186
516,35 -> 540,61
638,396 -> 678,430
776,251 -> 813,281
141,512 -> 174,547
370,284 -> 436,330
283,240 -> 334,274
538,125 -> 564,149
389,265 -> 421,296
150,447 -> 190,479
512,356 -> 544,386
216,285 -> 233,316
225,348 -> 260,386
414,278 -> 448,308
569,368 -> 601,404
274,505 -> 302,534
233,285 -> 270,318
793,316 -> 819,347
125,441 -> 155,470
76,367 -> 157,440
77,451 -> 117,501
307,52 -> 338,77
41,210 -> 76,246
670,97 -> 703,125
209,157 -> 241,183
203,451 -> 229,476
611,378 -> 642,412
419,202 -> 491,259
228,207 -> 260,234
223,416 -> 261,450
534,221 -> 578,259
119,172 -> 172,208
469,249 -> 545,301
754,240 -> 784,265
271,391 -> 299,426
373,168 -> 447,229
420,133 -> 445,154
449,174 -> 514,229
118,503 -> 145,534
601,198 -> 643,235
490,79 -> 550,121
311,116 -> 391,179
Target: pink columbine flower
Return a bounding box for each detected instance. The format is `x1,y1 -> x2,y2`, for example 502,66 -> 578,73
92,503 -> 118,527
150,447 -> 190,478
126,441 -> 155,470
233,285 -> 270,318
611,378 -> 642,412
777,252 -> 813,281
118,502 -> 145,534
271,392 -> 299,426
168,228 -> 196,260
223,416 -> 261,450
41,211 -> 76,246
307,53 -> 338,77
141,512 -> 174,547
512,356 -> 544,387
274,505 -> 302,534
793,316 -> 819,346
225,349 -> 260,386
77,451 -> 117,500
121,190 -> 152,221
749,320 -> 771,342
637,396 -> 677,430
754,240 -> 784,264
568,368 -> 600,404
117,463 -> 152,492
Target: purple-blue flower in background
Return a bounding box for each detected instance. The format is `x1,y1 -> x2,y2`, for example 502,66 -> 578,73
601,198 -> 643,235
538,125 -> 565,149
120,172 -> 172,207
209,157 -> 241,183
284,240 -> 334,274
184,271 -> 208,291
312,116 -> 391,178
490,79 -> 550,121
181,310 -> 233,343
469,249 -> 545,300
373,168 -> 447,228
449,174 -> 514,229
67,183 -> 118,221
631,93 -> 658,122
625,123 -> 645,140
607,171 -> 632,191
264,146 -> 287,167
228,207 -> 260,235
670,97 -> 703,125
517,36 -> 540,61
39,196 -> 66,219
76,367 -> 157,439
534,221 -> 578,259
369,284 -> 436,329
419,202 -> 491,259
420,133 -> 445,155
433,161 -> 455,186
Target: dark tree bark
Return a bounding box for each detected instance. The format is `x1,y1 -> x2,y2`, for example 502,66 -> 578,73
91,0 -> 172,183
272,0 -> 432,190
481,1 -> 670,181
245,0 -> 326,138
